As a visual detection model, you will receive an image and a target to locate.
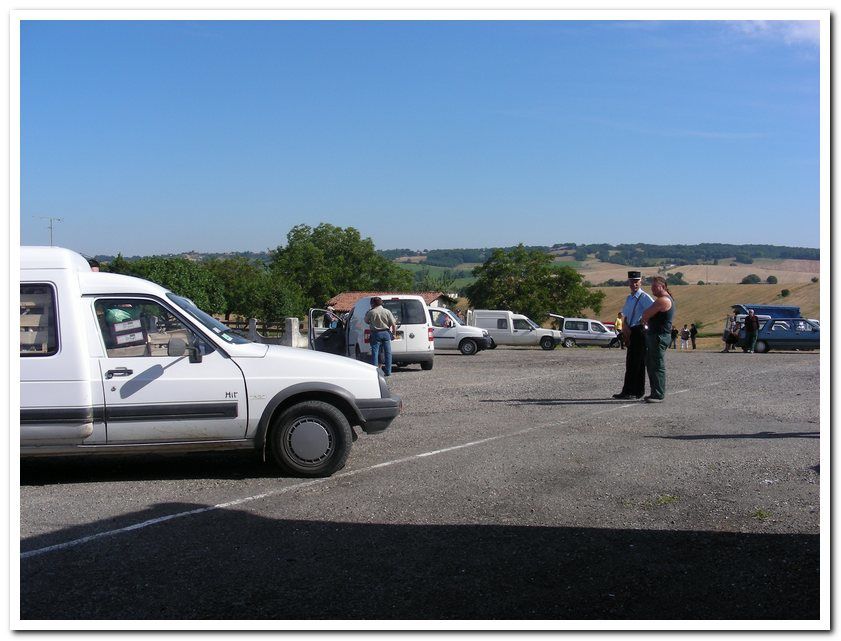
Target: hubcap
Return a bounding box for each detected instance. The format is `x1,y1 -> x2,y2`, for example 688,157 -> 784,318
287,417 -> 332,463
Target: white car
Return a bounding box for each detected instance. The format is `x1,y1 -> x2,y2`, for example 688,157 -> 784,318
467,309 -> 562,350
20,246 -> 400,477
310,294 -> 435,370
428,306 -> 492,355
551,314 -> 620,348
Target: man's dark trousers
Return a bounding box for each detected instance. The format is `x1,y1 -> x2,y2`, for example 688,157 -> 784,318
621,326 -> 647,397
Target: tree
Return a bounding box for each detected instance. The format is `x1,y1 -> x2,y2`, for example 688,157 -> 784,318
766,275 -> 778,284
465,244 -> 605,322
740,274 -> 762,284
109,256 -> 227,313
666,272 -> 687,286
270,224 -> 413,309
205,257 -> 305,321
415,268 -> 456,292
781,289 -> 791,297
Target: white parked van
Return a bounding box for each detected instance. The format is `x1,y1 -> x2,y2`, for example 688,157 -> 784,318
428,306 -> 491,355
310,294 -> 435,370
466,309 -> 561,350
19,246 -> 401,477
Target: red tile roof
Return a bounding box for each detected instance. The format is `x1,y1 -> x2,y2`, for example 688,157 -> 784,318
326,291 -> 448,313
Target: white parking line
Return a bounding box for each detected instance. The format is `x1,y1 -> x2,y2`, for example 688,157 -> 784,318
20,381 -> 724,560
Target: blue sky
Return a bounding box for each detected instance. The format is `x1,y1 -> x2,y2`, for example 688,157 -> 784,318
19,18 -> 822,256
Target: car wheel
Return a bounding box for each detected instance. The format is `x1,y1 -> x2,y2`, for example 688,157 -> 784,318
270,400 -> 352,477
459,339 -> 478,355
420,360 -> 434,370
608,337 -> 621,348
563,337 -> 576,348
754,340 -> 769,353
540,336 -> 555,350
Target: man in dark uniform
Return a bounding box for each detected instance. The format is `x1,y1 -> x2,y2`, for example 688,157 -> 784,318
612,271 -> 654,400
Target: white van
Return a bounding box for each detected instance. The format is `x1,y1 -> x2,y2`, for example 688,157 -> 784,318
310,294 -> 435,370
428,306 -> 491,355
19,246 -> 401,478
467,309 -> 561,350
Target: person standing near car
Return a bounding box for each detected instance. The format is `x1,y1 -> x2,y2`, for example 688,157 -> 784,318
640,276 -> 674,403
690,323 -> 698,350
743,308 -> 760,353
614,312 -> 625,349
612,271 -> 654,400
364,296 -> 397,376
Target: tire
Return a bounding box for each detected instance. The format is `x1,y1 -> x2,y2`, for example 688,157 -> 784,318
540,336 -> 555,351
608,337 -> 621,348
459,339 -> 478,356
754,340 -> 769,354
420,360 -> 434,370
563,337 -> 576,348
270,400 -> 352,477
487,338 -> 497,349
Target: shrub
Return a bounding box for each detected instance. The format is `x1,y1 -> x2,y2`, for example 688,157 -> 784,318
697,280 -> 705,285
812,276 -> 819,283
740,274 -> 761,284
766,275 -> 778,284
781,289 -> 791,297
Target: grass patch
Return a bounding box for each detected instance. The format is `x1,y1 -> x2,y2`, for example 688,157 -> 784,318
751,508 -> 772,521
656,494 -> 680,506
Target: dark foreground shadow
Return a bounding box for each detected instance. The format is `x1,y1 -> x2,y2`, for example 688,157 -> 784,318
20,503 -> 820,620
20,451 -> 281,485
649,431 -> 820,441
481,398 -> 630,406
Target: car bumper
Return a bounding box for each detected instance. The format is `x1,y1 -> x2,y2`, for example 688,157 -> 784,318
356,396 -> 402,433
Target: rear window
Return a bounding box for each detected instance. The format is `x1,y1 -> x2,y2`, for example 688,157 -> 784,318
20,284 -> 59,357
383,300 -> 428,325
565,320 -> 587,331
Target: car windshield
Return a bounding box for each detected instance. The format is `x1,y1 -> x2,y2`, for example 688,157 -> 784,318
167,293 -> 251,344
525,318 -> 540,330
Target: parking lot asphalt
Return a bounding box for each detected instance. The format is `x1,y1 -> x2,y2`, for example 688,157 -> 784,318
19,346 -> 821,623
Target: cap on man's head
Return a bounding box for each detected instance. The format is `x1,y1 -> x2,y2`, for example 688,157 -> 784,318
627,271 -> 642,280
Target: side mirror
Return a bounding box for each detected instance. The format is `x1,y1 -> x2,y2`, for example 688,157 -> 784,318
187,342 -> 203,364
168,337 -> 187,357
167,337 -> 203,363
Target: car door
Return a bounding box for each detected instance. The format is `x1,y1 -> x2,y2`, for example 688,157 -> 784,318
512,318 -> 534,345
93,297 -> 248,444
589,321 -> 612,346
791,319 -> 820,350
430,309 -> 457,349
309,308 -> 347,356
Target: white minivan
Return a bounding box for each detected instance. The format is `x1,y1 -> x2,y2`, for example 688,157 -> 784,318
20,246 -> 401,477
310,294 -> 435,370
428,306 -> 492,355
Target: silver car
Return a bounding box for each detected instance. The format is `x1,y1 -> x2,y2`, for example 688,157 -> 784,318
552,315 -> 621,348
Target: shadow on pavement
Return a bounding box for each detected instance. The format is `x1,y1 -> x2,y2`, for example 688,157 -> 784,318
20,451 -> 281,485
649,431 -> 820,441
20,502 -> 820,620
481,398 -> 631,406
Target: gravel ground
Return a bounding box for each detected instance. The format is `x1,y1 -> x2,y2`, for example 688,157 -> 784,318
19,345 -> 822,623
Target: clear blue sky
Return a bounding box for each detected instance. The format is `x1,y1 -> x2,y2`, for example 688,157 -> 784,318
19,19 -> 821,256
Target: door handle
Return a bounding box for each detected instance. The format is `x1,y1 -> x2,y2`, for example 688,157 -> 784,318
105,367 -> 133,379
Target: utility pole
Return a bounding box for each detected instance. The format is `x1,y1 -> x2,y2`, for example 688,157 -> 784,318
39,217 -> 63,246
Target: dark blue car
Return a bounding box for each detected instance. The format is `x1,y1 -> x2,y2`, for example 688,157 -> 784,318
739,318 -> 820,353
